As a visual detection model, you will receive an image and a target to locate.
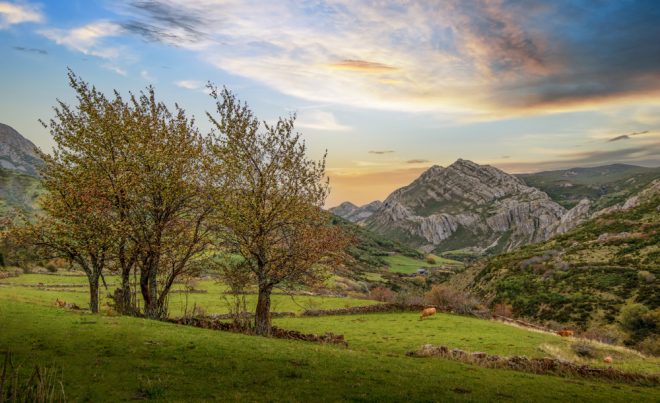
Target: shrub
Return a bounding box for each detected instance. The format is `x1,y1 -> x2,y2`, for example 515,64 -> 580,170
571,341 -> 595,358
492,303 -> 513,318
45,263 -> 58,273
425,285 -> 481,315
425,255 -> 436,265
581,326 -> 623,345
370,287 -> 396,303
636,335 -> 660,357
618,303 -> 659,343
394,290 -> 425,306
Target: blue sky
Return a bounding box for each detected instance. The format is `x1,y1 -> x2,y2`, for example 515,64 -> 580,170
1,0 -> 660,205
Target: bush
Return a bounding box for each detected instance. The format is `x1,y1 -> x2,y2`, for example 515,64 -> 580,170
370,287 -> 396,302
394,290 -> 425,306
571,341 -> 595,358
493,303 -> 513,318
425,255 -> 436,265
425,285 -> 481,315
581,326 -> 622,345
618,303 -> 659,343
45,263 -> 58,273
636,335 -> 660,357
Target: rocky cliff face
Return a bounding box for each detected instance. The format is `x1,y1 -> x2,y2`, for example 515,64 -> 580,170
0,123 -> 42,176
365,159 -> 572,253
329,200 -> 383,224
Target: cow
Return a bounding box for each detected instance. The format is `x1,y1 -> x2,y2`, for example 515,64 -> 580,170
557,330 -> 574,337
603,356 -> 613,364
55,299 -> 66,308
420,307 -> 437,320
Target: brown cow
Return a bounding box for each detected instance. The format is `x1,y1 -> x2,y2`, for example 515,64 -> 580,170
603,356 -> 613,364
420,307 -> 437,320
55,299 -> 66,308
557,330 -> 574,337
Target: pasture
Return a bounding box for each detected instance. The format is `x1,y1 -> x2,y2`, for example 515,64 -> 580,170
0,273 -> 658,401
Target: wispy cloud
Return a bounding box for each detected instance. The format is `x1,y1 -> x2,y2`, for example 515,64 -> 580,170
174,79 -> 203,90
0,1 -> 43,29
608,130 -> 649,142
296,110 -> 350,131
405,159 -> 429,164
39,21 -> 123,60
12,45 -> 47,55
328,60 -> 398,72
368,150 -> 395,155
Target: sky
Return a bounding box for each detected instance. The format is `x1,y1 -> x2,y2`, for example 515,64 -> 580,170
1,0 -> 660,207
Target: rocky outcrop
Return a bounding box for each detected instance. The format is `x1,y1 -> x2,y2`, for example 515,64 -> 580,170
554,198 -> 591,234
329,200 -> 383,223
0,123 -> 42,176
366,159 -> 570,253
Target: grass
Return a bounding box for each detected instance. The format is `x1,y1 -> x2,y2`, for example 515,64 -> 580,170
0,273 -> 379,316
1,298 -> 658,402
275,313 -> 659,374
383,253 -> 461,274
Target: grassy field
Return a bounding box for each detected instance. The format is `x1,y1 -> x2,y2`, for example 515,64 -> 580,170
1,298 -> 659,402
383,254 -> 461,274
276,313 -> 659,374
0,274 -> 379,316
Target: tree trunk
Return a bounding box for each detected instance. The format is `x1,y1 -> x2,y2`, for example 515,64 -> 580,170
89,276 -> 100,313
255,283 -> 273,336
120,267 -> 131,313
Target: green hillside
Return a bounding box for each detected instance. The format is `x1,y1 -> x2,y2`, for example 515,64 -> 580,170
450,191 -> 659,348
0,167 -> 43,218
518,164 -> 660,210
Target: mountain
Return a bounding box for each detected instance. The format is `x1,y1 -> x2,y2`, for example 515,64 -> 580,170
449,179 -> 660,334
364,159 -> 575,254
518,164 -> 660,211
0,123 -> 43,176
0,167 -> 43,217
329,200 -> 383,224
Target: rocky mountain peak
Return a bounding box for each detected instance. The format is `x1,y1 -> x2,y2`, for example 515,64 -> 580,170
367,159 -> 568,253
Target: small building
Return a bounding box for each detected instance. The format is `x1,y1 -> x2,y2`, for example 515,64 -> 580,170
416,268 -> 427,275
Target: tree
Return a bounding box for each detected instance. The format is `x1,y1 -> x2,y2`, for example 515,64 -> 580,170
38,70 -> 211,318
12,168 -> 115,313
207,87 -> 350,335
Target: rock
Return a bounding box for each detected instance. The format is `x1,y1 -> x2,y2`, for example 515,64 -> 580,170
366,159 -> 567,252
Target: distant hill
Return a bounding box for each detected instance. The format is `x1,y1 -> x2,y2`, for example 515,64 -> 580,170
330,214 -> 424,272
450,179 -> 660,332
329,200 -> 382,224
518,164 -> 660,210
0,123 -> 43,176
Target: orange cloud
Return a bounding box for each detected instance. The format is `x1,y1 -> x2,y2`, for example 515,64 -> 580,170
328,59 -> 398,72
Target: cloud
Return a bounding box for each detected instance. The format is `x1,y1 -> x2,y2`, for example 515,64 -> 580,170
296,110 -> 350,131
174,80 -> 203,90
607,130 -> 649,142
140,69 -> 154,81
119,0 -> 212,49
368,150 -> 395,155
12,45 -> 47,55
328,60 -> 398,72
405,159 -> 429,164
39,21 -> 124,60
0,1 -> 43,29
494,141 -> 660,173
608,135 -> 630,142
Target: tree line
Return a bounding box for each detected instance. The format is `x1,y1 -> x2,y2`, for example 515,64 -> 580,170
7,70 -> 350,335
